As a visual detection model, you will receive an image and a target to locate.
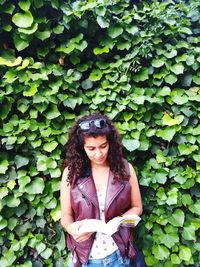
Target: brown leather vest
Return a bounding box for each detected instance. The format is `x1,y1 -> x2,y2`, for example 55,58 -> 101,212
67,162 -> 136,267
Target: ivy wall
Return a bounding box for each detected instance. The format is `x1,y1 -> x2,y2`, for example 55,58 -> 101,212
0,0 -> 200,266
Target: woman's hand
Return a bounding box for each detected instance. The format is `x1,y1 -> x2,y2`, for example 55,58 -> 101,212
67,220 -> 93,243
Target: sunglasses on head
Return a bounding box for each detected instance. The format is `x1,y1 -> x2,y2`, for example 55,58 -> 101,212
79,118 -> 107,131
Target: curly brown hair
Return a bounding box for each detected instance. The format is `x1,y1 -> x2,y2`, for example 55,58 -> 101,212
63,112 -> 129,184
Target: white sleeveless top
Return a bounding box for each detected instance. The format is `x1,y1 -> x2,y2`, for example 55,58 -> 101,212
89,188 -> 118,259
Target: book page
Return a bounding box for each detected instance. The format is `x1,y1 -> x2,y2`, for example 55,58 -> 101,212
78,214 -> 141,236
78,219 -> 112,235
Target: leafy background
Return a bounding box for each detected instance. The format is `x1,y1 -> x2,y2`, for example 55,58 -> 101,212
0,0 -> 199,266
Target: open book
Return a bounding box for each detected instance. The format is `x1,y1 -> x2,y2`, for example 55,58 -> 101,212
78,214 -> 141,236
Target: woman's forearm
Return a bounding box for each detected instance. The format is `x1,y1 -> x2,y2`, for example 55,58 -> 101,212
123,206 -> 143,216
61,214 -> 74,233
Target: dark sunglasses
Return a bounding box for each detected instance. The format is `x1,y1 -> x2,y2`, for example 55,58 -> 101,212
79,119 -> 107,131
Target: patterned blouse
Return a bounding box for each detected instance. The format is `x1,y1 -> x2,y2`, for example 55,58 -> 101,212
89,188 -> 118,259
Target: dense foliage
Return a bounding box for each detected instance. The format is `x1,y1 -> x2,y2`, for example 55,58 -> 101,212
0,0 -> 199,266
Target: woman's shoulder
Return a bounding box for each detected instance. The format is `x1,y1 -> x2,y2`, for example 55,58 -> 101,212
61,167 -> 69,182
127,162 -> 134,170
123,158 -> 134,170
123,159 -> 136,178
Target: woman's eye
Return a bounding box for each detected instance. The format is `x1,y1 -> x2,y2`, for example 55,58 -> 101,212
101,144 -> 107,148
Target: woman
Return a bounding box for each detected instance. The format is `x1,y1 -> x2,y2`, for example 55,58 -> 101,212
60,112 -> 143,267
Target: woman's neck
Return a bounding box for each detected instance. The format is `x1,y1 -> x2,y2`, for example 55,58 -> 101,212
90,161 -> 109,170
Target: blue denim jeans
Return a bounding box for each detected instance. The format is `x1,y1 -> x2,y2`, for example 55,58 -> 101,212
68,250 -> 130,266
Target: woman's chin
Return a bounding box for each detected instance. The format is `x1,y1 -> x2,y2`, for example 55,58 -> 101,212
93,158 -> 106,165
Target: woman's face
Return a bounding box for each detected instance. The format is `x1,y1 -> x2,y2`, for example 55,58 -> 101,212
83,135 -> 109,166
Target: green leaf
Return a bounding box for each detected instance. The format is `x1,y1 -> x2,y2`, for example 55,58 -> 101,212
168,209 -> 185,227
0,160 -> 9,174
93,46 -> 109,55
0,187 -> 9,199
19,0 -> 31,11
95,6 -> 106,16
18,22 -> 38,35
12,11 -> 33,28
25,177 -> 45,194
37,159 -> 47,172
8,217 -> 18,231
50,206 -> 61,222
108,25 -> 123,38
171,254 -> 181,265
13,34 -> 29,51
17,58 -> 30,70
35,30 -> 51,41
152,58 -> 165,68
133,68 -> 149,82
93,95 -> 106,105
3,25 -> 12,32
36,218 -> 46,228
5,195 -> 21,208
171,94 -> 188,105
159,232 -> 179,248
165,50 -> 177,58
179,246 -> 192,261
154,171 -> 168,184
186,55 -> 195,66
3,3 -> 15,15
46,158 -> 57,169
179,27 -> 192,35
50,168 -> 61,178
165,74 -> 177,85
178,143 -> 198,155
193,75 -> 200,85
156,187 -> 167,201
53,25 -> 64,34
45,104 -> 61,119
56,231 -> 66,251
97,16 -> 109,28
193,154 -> 200,162
89,69 -> 102,81
40,248 -> 53,259
170,63 -> 184,75
46,198 -> 57,209
117,41 -> 131,50
174,175 -> 187,185
19,176 -> 31,190
0,218 -> 7,230
162,114 -> 184,126
30,139 -> 42,148
122,138 -> 140,152
152,245 -> 170,260
2,250 -> 16,266
81,79 -> 93,89
14,155 -> 29,169
70,55 -> 80,65
123,112 -> 133,122
23,85 -> 38,97
7,180 -> 16,190
166,188 -> 178,205
126,26 -> 138,35
182,225 -> 196,240
189,200 -> 200,215
43,141 -> 58,152
0,56 -> 23,66
181,194 -> 192,206
156,127 -> 176,142
3,122 -> 14,132
36,242 -> 46,254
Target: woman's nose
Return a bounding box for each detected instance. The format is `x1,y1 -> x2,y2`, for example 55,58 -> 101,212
96,149 -> 102,156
